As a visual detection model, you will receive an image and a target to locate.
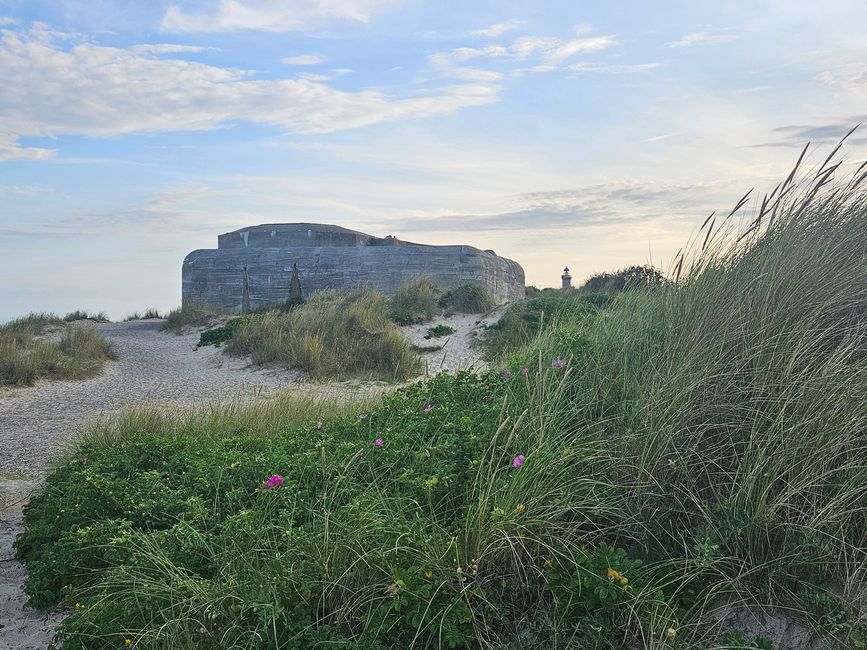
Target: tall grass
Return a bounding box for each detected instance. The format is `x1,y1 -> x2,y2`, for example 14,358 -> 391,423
0,315 -> 116,386
160,303 -> 227,333
229,289 -> 422,380
499,146 -> 867,645
388,276 -> 441,325
63,310 -> 109,322
124,308 -> 162,321
438,281 -> 496,314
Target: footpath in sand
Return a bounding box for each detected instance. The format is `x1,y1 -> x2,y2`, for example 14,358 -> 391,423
0,312 -> 499,649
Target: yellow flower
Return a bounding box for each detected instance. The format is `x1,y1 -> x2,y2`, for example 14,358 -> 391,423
229,461 -> 241,469
425,570 -> 433,578
607,567 -> 622,582
543,558 -> 552,568
74,602 -> 84,609
515,503 -> 526,515
125,640 -> 133,647
666,627 -> 677,639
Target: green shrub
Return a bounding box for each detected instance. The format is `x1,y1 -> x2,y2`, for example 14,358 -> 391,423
228,290 -> 422,380
160,303 -> 227,334
483,293 -> 599,361
438,282 -> 496,314
195,316 -> 250,348
424,324 -> 455,339
579,264 -> 665,293
388,276 -> 441,325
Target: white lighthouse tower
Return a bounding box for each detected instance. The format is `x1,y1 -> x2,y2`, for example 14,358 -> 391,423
561,267 -> 572,289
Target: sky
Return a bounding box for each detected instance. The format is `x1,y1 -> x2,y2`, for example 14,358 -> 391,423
1,0 -> 866,321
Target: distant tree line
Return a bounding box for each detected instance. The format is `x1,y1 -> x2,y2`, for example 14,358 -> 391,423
525,264 -> 665,297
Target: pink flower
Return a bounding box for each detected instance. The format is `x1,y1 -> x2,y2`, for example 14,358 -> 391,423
521,367 -> 530,376
552,358 -> 567,368
81,457 -> 88,466
374,438 -> 384,447
316,420 -> 323,430
264,474 -> 284,489
402,392 -> 409,401
512,454 -> 525,469
503,370 -> 513,378
423,404 -> 433,414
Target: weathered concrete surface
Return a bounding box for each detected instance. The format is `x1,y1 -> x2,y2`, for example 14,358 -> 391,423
183,223 -> 525,312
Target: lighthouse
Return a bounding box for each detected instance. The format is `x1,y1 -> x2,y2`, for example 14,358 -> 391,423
561,267 -> 572,289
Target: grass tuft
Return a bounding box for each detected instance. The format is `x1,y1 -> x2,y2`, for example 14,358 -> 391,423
124,308 -> 162,321
438,281 -> 496,314
388,276 -> 441,325
0,314 -> 116,386
160,303 -> 227,334
228,289 -> 422,380
63,310 -> 109,323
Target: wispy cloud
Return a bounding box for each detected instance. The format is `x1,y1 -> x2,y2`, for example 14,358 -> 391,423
568,62 -> 662,74
429,28 -> 616,71
468,21 -> 521,38
747,118 -> 867,148
668,30 -> 738,48
161,0 -> 403,33
0,184 -> 54,196
0,23 -> 498,162
281,53 -> 327,65
130,43 -> 214,55
395,181 -> 726,233
0,17 -> 17,26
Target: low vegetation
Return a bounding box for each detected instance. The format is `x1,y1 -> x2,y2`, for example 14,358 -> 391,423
160,303 -> 227,333
63,310 -> 109,323
424,324 -> 456,339
438,281 -> 496,314
482,292 -> 601,361
577,264 -> 665,293
20,150 -> 867,648
227,290 -> 422,380
388,277 -> 497,324
124,308 -> 162,321
0,314 -> 116,386
387,276 -> 441,325
195,316 -> 251,348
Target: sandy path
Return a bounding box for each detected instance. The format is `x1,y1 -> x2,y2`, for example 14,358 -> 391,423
0,319 -> 303,650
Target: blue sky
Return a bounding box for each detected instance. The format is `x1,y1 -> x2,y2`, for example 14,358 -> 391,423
1,0 -> 865,320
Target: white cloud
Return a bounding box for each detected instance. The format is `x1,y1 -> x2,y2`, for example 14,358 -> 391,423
568,62 -> 662,74
468,21 -> 521,38
429,31 -> 615,69
0,133 -> 55,162
281,53 -> 327,65
130,44 -> 213,54
0,184 -> 54,196
446,67 -> 504,82
668,31 -> 738,48
161,0 -> 402,33
0,17 -> 17,26
0,25 -> 498,161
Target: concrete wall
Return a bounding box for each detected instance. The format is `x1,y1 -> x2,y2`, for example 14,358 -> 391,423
182,238 -> 525,312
